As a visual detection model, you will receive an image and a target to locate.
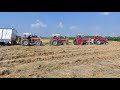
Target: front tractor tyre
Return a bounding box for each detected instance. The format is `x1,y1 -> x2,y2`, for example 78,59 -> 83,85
35,41 -> 41,46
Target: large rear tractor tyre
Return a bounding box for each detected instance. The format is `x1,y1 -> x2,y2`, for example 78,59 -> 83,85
96,40 -> 101,45
52,40 -> 58,46
35,41 -> 41,46
78,40 -> 83,45
22,40 -> 29,46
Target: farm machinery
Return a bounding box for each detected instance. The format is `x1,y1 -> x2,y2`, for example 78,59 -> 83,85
73,35 -> 92,45
21,33 -> 43,46
73,35 -> 108,45
94,36 -> 108,45
50,34 -> 69,46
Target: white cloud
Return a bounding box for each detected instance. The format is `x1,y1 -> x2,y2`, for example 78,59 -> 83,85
100,12 -> 110,16
69,26 -> 79,30
31,20 -> 47,29
57,22 -> 64,28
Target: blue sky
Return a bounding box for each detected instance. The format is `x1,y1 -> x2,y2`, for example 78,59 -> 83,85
0,12 -> 120,37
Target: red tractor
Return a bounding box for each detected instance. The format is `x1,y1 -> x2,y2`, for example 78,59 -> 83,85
94,36 -> 108,45
50,34 -> 69,46
21,33 -> 43,46
73,35 -> 91,45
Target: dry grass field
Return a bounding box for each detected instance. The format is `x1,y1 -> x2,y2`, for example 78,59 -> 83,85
0,40 -> 120,78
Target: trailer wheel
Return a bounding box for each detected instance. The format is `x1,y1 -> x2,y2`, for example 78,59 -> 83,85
52,40 -> 58,46
0,42 -> 6,46
7,42 -> 11,46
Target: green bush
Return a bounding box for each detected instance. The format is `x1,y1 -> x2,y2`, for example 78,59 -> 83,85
105,36 -> 120,41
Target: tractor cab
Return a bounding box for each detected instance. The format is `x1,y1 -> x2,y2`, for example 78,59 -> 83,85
94,36 -> 102,41
52,34 -> 60,40
75,35 -> 82,40
22,34 -> 40,42
22,33 -> 31,39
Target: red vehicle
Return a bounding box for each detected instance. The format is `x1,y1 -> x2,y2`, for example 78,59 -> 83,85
21,33 -> 43,46
94,36 -> 108,45
50,34 -> 69,46
73,35 -> 91,45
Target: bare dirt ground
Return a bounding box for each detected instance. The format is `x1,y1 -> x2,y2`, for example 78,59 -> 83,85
0,41 -> 120,78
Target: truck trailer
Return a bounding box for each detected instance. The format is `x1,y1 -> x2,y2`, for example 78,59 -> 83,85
0,28 -> 18,46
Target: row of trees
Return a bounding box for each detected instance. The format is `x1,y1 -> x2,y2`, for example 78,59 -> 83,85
105,36 -> 120,41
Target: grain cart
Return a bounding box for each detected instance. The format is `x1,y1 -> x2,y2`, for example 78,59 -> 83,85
21,33 -> 43,46
50,34 -> 69,46
73,35 -> 91,45
0,28 -> 18,46
94,36 -> 108,45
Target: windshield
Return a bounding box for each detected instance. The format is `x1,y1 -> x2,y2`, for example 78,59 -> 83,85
60,36 -> 64,38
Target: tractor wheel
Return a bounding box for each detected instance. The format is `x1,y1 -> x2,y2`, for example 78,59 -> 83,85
78,40 -> 83,45
52,40 -> 58,46
35,41 -> 41,46
7,42 -> 11,46
22,40 -> 29,46
0,42 -> 6,46
11,40 -> 17,45
96,40 -> 101,45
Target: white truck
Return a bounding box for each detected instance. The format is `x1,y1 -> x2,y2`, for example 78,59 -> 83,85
0,28 -> 18,46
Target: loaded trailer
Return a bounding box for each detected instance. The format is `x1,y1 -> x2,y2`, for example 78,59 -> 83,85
0,28 -> 18,46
